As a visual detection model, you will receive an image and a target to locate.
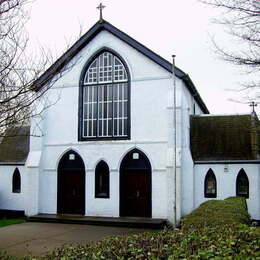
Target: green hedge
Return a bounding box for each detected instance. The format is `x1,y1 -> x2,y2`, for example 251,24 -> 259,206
36,197 -> 259,259
181,196 -> 251,232
1,197 -> 259,259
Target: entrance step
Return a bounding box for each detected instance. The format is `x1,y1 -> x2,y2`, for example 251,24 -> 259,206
27,214 -> 167,229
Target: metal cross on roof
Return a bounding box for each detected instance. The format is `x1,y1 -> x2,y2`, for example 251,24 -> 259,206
250,101 -> 258,113
97,3 -> 106,21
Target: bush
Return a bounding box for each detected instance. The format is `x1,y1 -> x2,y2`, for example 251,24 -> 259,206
181,196 -> 251,232
2,197 -> 259,259
36,197 -> 259,259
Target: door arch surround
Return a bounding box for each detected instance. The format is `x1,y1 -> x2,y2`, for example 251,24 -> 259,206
57,150 -> 85,215
120,148 -> 152,217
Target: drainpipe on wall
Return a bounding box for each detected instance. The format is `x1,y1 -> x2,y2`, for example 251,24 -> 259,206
172,55 -> 177,225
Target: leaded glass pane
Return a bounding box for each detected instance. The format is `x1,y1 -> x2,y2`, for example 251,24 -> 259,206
123,119 -> 128,135
206,177 -> 215,194
85,60 -> 98,84
99,53 -> 113,83
83,121 -> 88,137
114,57 -> 127,82
236,170 -> 249,198
205,170 -> 217,198
82,52 -> 129,138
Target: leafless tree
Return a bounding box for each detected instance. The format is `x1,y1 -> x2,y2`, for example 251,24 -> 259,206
0,0 -> 73,138
200,0 -> 260,95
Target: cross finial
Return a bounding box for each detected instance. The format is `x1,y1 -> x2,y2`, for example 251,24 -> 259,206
250,101 -> 258,113
97,3 -> 106,21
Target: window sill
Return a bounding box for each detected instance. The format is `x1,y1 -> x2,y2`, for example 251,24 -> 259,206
79,136 -> 130,142
95,196 -> 110,199
204,194 -> 216,198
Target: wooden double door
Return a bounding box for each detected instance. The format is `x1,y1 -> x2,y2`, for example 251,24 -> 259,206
120,149 -> 152,218
57,151 -> 85,215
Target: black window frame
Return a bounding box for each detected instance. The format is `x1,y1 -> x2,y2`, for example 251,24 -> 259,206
95,160 -> 110,199
204,169 -> 217,198
12,168 -> 21,193
236,169 -> 249,198
78,48 -> 131,141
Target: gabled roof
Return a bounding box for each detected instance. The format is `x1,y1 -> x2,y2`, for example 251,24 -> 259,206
33,20 -> 209,114
0,126 -> 30,165
191,114 -> 260,161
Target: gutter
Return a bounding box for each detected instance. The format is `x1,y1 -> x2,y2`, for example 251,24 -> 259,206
195,160 -> 260,164
0,162 -> 25,166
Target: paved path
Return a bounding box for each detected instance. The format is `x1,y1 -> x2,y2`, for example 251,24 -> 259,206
0,222 -> 149,257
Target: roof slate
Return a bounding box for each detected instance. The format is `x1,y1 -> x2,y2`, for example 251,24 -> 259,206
0,126 -> 30,164
190,114 -> 260,161
33,20 -> 209,114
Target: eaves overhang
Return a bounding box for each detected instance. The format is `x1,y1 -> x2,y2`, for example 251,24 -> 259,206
195,160 -> 260,165
0,162 -> 25,166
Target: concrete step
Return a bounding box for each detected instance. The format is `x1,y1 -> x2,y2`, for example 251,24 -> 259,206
27,214 -> 167,229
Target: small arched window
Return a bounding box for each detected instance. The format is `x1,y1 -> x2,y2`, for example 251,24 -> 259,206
236,169 -> 249,198
12,168 -> 21,193
95,161 -> 110,198
80,50 -> 130,140
204,169 -> 217,198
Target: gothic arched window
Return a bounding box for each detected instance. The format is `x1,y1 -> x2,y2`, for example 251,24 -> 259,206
12,168 -> 21,193
80,50 -> 130,140
204,169 -> 217,198
95,161 -> 110,198
236,169 -> 249,198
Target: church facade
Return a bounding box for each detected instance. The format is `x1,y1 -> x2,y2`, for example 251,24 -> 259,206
0,20 -> 259,224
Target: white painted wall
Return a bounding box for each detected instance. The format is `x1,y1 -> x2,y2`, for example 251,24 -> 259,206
194,164 -> 260,220
0,166 -> 27,211
34,30 -> 174,219
38,143 -> 169,218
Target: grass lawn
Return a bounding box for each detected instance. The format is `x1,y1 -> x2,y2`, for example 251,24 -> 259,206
0,218 -> 25,228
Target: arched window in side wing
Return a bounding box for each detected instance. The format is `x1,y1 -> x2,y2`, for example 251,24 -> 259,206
204,169 -> 217,198
12,168 -> 21,193
236,169 -> 249,198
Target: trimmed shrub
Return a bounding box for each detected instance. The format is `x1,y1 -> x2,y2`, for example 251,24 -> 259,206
181,196 -> 251,232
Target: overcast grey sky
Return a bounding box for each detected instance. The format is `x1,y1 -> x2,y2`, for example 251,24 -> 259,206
25,0 -> 257,114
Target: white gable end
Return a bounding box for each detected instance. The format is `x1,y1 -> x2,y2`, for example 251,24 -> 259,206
52,30 -> 172,89
37,29 -> 177,146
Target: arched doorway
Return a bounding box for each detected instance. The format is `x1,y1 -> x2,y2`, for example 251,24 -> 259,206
57,150 -> 85,215
120,149 -> 152,217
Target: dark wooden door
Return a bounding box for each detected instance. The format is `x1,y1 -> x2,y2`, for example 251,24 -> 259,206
121,170 -> 151,217
58,170 -> 85,214
57,150 -> 85,215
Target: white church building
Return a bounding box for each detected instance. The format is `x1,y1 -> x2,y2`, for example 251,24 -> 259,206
0,18 -> 259,224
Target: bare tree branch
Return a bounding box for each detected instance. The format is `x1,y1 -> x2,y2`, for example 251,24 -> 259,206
200,0 -> 260,95
0,0 -> 79,138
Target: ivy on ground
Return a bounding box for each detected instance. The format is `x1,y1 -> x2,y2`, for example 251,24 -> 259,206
1,197 -> 259,259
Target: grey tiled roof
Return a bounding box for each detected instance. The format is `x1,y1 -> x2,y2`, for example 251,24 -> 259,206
191,114 -> 260,161
0,126 -> 30,164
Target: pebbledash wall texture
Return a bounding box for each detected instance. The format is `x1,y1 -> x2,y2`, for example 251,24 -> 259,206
0,20 -> 259,224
